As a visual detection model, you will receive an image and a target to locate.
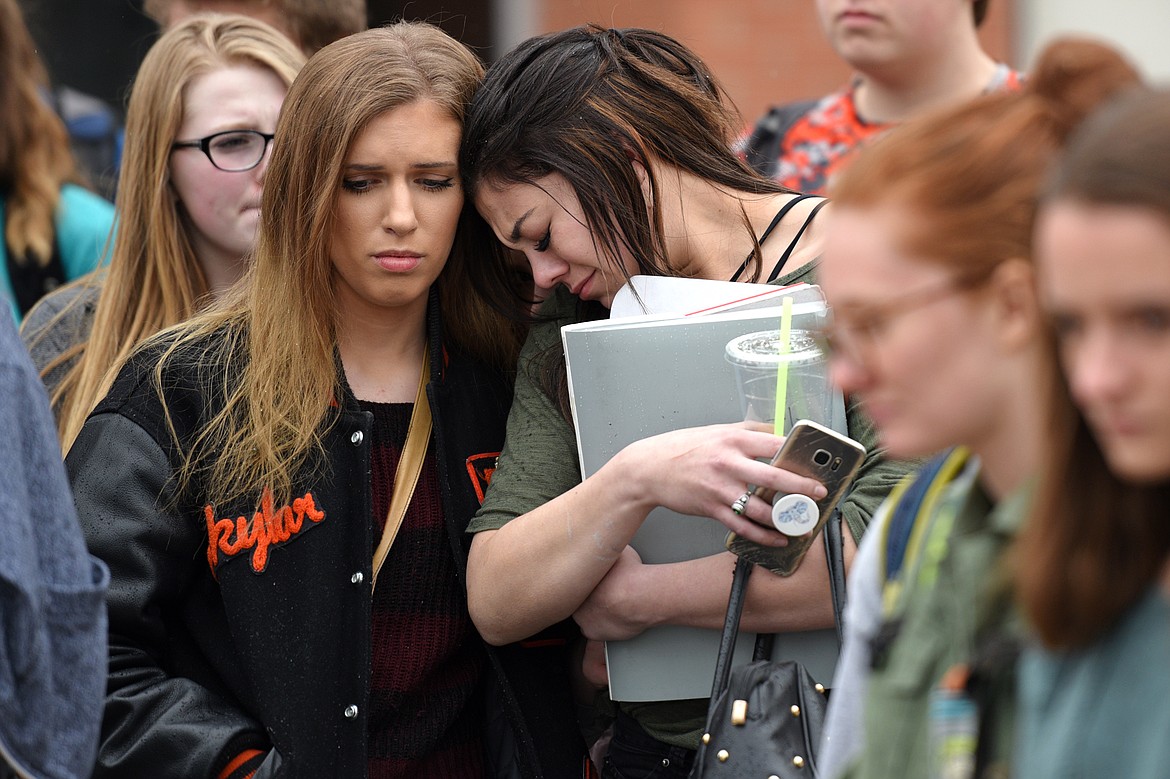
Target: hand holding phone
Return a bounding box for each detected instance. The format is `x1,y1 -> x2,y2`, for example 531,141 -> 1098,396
726,419 -> 865,576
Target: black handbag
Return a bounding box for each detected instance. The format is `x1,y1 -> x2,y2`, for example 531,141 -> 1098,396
690,510 -> 847,778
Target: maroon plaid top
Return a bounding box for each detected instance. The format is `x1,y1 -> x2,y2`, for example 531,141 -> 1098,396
363,400 -> 485,777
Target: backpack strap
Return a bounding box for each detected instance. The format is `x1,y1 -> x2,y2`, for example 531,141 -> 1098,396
878,447 -> 971,615
743,99 -> 819,179
867,448 -> 971,671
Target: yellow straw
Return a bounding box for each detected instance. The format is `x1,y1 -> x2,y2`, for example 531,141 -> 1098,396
774,295 -> 793,434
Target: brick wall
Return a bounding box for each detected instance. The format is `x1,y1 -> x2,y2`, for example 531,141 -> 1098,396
538,1 -> 1015,130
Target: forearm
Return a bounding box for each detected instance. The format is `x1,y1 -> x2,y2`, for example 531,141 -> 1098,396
467,446 -> 658,645
634,550 -> 835,634
103,643 -> 269,778
471,419 -> 839,644
618,523 -> 856,636
740,531 -> 854,633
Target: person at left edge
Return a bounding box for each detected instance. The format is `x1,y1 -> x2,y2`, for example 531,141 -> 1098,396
0,292 -> 109,779
64,22 -> 586,779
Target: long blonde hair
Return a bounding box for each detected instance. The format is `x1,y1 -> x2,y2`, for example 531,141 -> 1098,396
156,22 -> 516,507
51,15 -> 303,451
0,0 -> 81,266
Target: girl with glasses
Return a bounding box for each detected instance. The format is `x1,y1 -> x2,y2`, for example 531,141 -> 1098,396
21,14 -> 304,452
170,129 -> 276,173
1015,87 -> 1170,779
813,40 -> 1139,779
63,21 -> 585,778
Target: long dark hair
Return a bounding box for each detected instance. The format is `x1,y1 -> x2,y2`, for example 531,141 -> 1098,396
460,24 -> 792,323
1017,86 -> 1170,649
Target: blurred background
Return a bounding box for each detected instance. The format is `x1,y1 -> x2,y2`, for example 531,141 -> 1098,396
17,0 -> 1169,131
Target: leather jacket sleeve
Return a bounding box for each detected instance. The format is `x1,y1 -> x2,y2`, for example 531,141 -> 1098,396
67,412 -> 270,778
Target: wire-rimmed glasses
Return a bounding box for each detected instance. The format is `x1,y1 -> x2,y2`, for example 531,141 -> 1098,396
813,273 -> 989,367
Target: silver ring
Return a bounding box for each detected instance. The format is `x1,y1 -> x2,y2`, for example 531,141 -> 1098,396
730,491 -> 752,515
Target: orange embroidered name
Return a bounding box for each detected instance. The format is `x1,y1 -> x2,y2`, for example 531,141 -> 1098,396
204,489 -> 326,574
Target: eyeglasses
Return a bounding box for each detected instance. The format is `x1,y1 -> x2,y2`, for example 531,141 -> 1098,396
814,274 -> 987,367
171,130 -> 275,172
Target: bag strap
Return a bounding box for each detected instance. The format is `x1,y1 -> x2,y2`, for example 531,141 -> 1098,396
371,349 -> 432,592
709,512 -> 848,698
823,508 -> 847,643
710,556 -> 755,698
743,99 -> 819,179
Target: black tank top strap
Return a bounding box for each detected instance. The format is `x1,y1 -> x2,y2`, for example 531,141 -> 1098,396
765,197 -> 829,283
728,193 -> 821,283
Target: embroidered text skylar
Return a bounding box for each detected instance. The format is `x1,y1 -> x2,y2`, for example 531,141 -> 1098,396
205,489 -> 326,574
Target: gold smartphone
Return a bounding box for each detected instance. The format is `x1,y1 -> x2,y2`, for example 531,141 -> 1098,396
726,419 -> 866,576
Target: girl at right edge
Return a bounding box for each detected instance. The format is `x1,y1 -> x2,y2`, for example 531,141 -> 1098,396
1016,84 -> 1170,779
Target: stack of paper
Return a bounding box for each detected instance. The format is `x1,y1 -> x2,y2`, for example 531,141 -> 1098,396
563,276 -> 843,701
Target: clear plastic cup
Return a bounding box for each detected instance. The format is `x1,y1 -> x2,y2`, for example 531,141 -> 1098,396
724,329 -> 831,433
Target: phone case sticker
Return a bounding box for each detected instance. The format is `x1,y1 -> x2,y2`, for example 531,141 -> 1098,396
772,493 -> 820,535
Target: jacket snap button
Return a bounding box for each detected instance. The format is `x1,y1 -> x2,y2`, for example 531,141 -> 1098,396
344,704 -> 359,719
351,572 -> 364,585
350,430 -> 364,445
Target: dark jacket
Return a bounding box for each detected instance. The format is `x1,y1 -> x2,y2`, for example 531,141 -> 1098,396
65,302 -> 587,778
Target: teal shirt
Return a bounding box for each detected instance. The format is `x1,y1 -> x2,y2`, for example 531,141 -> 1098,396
1,184 -> 114,323
1016,588 -> 1170,779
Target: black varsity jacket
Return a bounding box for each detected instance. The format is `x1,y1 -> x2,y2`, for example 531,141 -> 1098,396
65,300 -> 588,778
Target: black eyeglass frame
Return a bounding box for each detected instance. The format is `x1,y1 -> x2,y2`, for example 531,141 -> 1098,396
170,129 -> 275,172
